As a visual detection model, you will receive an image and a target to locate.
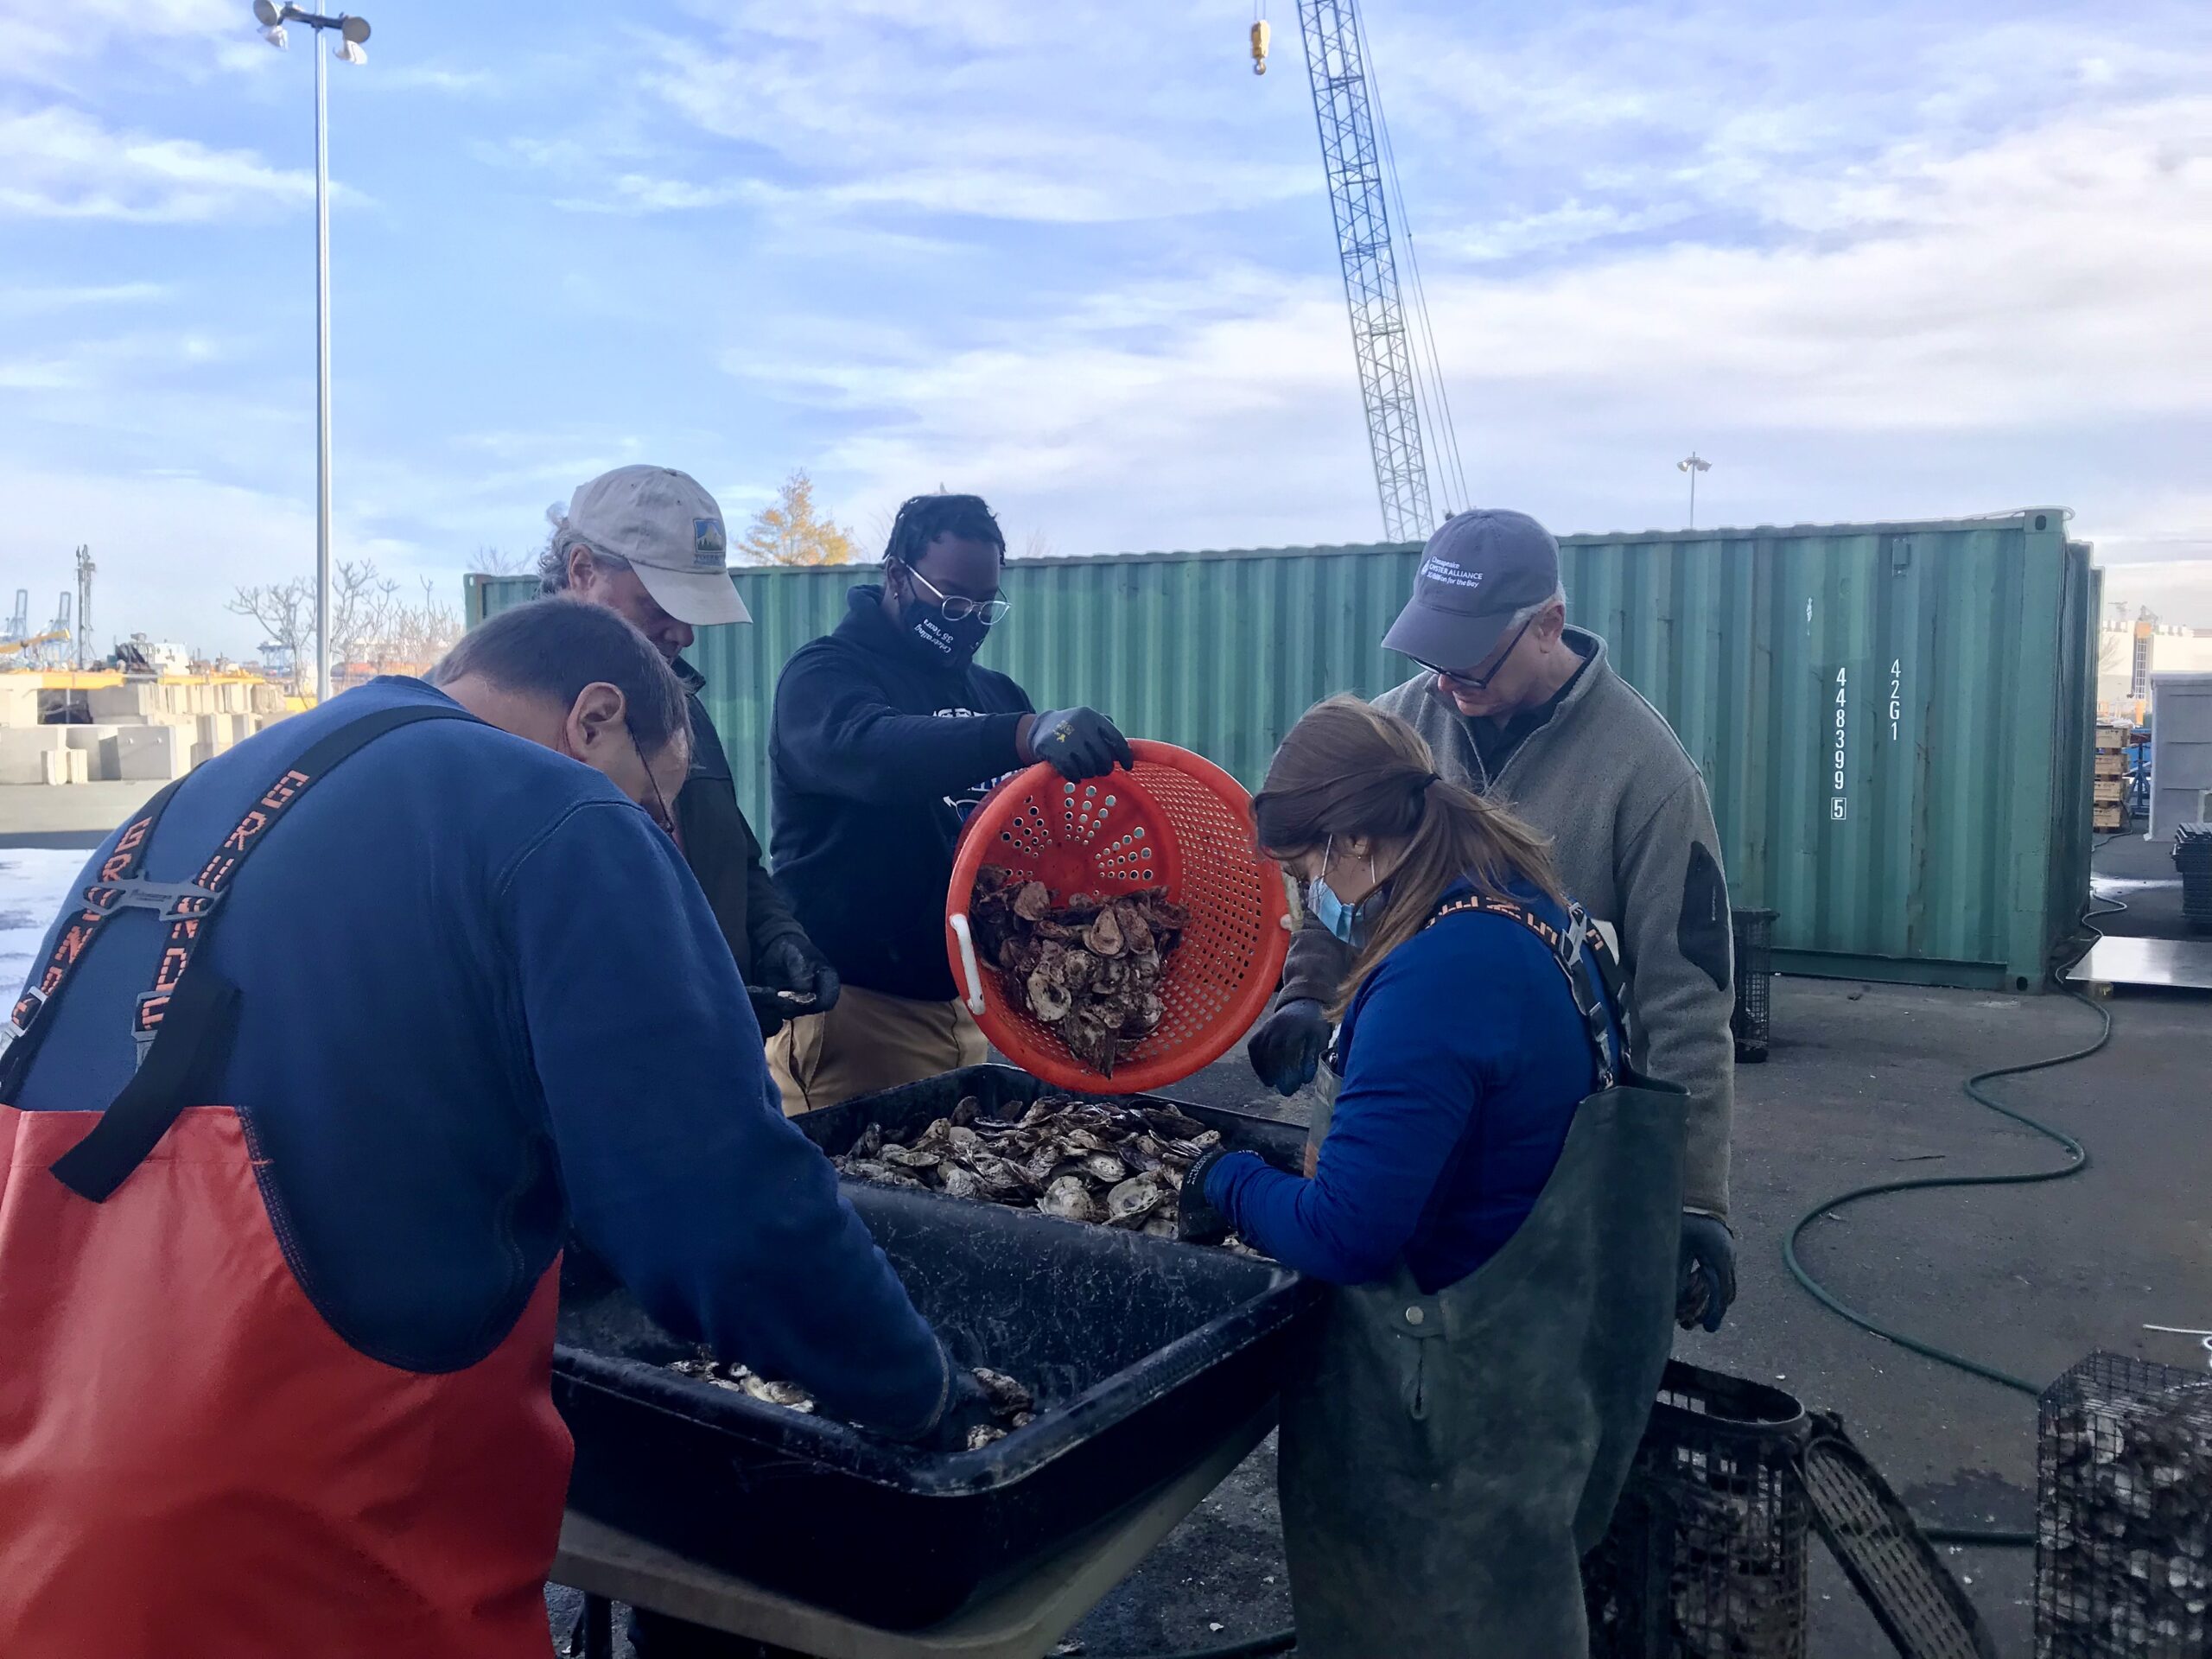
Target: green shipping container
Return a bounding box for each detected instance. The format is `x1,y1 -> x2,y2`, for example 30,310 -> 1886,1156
469,509 -> 2097,991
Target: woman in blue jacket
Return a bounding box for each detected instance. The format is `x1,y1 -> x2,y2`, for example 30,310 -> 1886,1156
1185,696 -> 1687,1656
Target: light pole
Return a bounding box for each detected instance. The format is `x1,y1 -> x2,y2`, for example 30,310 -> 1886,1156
253,3 -> 371,703
1677,451 -> 1712,529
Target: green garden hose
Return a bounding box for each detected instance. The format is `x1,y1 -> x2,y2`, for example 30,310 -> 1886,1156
1780,894 -> 2120,1548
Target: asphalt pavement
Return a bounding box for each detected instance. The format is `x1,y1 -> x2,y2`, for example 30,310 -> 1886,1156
1058,958 -> 2209,1659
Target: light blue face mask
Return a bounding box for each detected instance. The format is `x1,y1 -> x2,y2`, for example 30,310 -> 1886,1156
1308,836 -> 1383,946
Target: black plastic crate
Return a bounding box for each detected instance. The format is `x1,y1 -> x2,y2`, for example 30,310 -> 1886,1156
792,1061 -> 1310,1172
1586,1361 -> 1811,1658
1732,909 -> 1778,1064
2036,1351 -> 2212,1656
553,1180 -> 1319,1630
2178,828 -> 2212,926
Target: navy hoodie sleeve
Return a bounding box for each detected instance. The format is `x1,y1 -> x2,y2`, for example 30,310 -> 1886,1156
773,645 -> 1030,804
1206,949 -> 1525,1286
505,798 -> 953,1438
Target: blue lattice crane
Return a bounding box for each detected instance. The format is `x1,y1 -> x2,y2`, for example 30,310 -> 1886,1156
1255,2 -> 1467,543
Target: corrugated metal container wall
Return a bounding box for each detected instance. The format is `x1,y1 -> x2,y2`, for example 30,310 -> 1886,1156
468,510 -> 2094,989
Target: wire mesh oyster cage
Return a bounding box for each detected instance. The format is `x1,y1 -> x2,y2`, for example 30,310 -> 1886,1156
1731,908 -> 1777,1064
2036,1351 -> 2212,1657
1586,1361 -> 1812,1659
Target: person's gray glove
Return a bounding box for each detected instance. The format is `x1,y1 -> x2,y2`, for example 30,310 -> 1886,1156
1021,708 -> 1135,782
1676,1213 -> 1737,1332
1248,998 -> 1329,1096
1176,1146 -> 1234,1245
748,935 -> 841,1037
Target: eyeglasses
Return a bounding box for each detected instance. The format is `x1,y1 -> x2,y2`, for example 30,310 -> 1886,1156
626,718 -> 677,838
1416,616 -> 1534,692
902,563 -> 1011,626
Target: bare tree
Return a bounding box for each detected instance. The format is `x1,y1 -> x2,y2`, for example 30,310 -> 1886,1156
226,579 -> 315,690
329,560 -> 400,671
1021,528 -> 1057,561
470,545 -> 535,576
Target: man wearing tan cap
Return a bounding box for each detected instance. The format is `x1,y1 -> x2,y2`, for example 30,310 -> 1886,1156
542,465 -> 839,1037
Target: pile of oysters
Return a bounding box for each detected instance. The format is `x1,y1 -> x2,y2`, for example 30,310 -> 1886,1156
669,1357 -> 1038,1451
835,1094 -> 1220,1237
967,866 -> 1190,1075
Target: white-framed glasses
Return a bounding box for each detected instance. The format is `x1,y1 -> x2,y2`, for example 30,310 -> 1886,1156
902,563 -> 1011,625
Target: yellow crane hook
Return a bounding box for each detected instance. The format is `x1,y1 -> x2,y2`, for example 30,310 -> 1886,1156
1250,16 -> 1271,74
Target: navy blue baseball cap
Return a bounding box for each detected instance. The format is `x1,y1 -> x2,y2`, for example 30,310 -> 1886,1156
1382,508 -> 1560,669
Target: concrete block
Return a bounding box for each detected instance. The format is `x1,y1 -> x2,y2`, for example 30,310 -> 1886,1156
0,725 -> 69,784
251,684 -> 283,716
65,725 -> 123,782
219,683 -> 248,714
40,749 -> 66,785
100,726 -> 187,782
191,743 -> 217,770
194,713 -> 233,760
0,681 -> 41,729
64,748 -> 89,785
87,683 -> 158,721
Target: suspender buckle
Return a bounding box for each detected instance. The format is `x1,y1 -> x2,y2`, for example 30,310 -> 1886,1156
84,878 -> 225,923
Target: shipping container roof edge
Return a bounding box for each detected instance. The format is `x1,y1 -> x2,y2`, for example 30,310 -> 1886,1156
462,508 -> 2076,590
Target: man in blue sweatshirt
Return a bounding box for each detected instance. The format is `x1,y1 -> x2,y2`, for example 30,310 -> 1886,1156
768,492 -> 1133,1112
0,599 -> 963,1659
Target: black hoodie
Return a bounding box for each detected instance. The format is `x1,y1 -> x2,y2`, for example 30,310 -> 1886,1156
769,584 -> 1034,1001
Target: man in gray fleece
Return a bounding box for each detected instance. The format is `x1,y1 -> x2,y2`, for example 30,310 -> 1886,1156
1251,508 -> 1738,1330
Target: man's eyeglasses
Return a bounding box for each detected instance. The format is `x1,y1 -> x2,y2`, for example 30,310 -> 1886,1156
902,563 -> 1011,626
1416,616 -> 1535,692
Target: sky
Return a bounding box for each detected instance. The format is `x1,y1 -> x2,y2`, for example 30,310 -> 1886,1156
2,0 -> 2209,657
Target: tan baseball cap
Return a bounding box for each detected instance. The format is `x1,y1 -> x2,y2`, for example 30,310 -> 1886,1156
561,464 -> 750,627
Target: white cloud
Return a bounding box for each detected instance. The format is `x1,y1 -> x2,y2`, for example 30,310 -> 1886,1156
0,105 -> 312,220
0,281 -> 168,313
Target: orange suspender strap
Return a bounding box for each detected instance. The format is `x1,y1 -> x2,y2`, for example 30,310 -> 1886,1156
8,703 -> 478,1202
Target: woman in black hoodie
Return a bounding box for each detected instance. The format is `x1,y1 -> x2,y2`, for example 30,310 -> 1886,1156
766,493 -> 1132,1113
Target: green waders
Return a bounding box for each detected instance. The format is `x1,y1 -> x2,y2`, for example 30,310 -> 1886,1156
1276,895 -> 1687,1657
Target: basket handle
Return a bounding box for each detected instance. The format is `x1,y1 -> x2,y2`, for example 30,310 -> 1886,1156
949,913 -> 987,1015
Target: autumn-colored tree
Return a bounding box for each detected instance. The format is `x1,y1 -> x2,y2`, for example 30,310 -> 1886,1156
738,470 -> 860,567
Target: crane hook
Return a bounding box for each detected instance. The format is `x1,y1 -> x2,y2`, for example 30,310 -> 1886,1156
1250,17 -> 1271,74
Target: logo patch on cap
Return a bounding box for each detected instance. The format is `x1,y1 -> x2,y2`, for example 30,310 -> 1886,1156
693,518 -> 726,568
1420,556 -> 1484,591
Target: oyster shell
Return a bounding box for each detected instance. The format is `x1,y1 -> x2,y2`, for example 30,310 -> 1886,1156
1012,881 -> 1052,922
1105,1175 -> 1167,1228
1039,1173 -> 1100,1223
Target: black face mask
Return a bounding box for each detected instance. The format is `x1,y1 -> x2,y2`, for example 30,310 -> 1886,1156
894,585 -> 991,665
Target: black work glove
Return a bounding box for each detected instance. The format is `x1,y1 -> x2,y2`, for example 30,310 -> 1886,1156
1676,1213 -> 1738,1332
1248,998 -> 1329,1096
1022,708 -> 1135,783
1176,1146 -> 1234,1245
749,935 -> 841,1036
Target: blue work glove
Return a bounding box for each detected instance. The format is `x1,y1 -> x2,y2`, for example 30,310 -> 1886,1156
1248,998 -> 1329,1096
748,935 -> 842,1037
1677,1213 -> 1738,1332
1021,708 -> 1135,783
1176,1146 -> 1234,1244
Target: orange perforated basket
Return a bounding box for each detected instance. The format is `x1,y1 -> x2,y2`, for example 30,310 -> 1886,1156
945,741 -> 1292,1096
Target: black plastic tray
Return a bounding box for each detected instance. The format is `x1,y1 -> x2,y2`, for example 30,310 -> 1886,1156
553,1179 -> 1319,1630
791,1061 -> 1309,1173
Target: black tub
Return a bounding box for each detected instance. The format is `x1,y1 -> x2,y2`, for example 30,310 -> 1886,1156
792,1061 -> 1308,1173
554,1179 -> 1319,1630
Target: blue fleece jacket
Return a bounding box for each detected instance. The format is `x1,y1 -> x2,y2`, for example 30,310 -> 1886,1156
1206,880 -> 1618,1294
8,677 -> 950,1437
